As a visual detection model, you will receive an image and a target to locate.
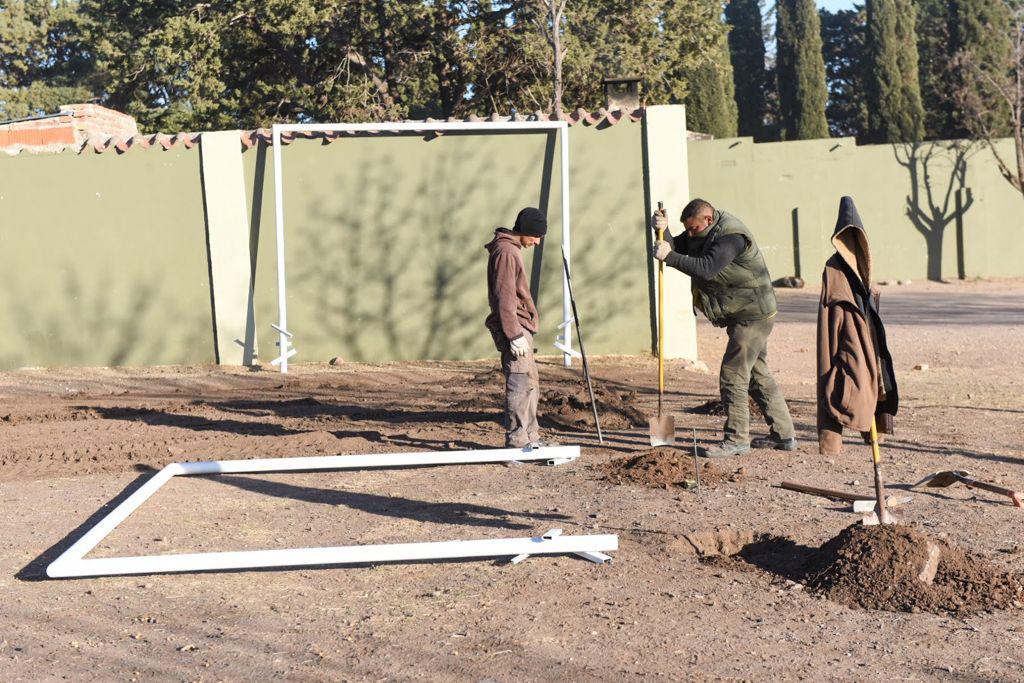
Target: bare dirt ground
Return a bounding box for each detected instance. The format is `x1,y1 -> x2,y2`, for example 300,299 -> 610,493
2,278 -> 1023,681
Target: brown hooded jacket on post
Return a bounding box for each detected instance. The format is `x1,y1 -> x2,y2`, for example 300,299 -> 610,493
817,196 -> 898,455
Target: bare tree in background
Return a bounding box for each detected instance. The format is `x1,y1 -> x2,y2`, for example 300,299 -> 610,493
955,4 -> 1024,200
535,0 -> 568,116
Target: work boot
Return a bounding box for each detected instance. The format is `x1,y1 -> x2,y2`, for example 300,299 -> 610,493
525,440 -> 560,450
751,435 -> 798,451
700,441 -> 750,458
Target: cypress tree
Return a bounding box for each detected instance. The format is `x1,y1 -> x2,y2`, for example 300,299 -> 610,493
685,29 -> 739,138
725,0 -> 769,139
776,0 -> 830,140
915,0 -> 953,139
865,0 -> 924,142
820,8 -> 868,139
948,0 -> 1012,138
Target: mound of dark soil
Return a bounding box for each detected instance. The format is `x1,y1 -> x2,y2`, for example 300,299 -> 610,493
600,448 -> 735,489
540,385 -> 647,431
803,524 -> 1023,616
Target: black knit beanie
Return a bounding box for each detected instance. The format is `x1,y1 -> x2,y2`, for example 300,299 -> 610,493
512,207 -> 547,237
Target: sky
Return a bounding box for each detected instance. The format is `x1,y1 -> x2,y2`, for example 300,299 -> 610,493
817,0 -> 859,11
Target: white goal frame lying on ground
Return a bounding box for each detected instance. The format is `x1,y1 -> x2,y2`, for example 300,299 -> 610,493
46,446 -> 617,578
269,120 -> 577,373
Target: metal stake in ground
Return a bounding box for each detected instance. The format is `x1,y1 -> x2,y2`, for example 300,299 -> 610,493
692,427 -> 701,496
560,248 -> 604,444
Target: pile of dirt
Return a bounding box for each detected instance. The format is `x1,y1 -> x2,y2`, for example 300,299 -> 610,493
540,385 -> 647,431
600,448 -> 736,489
688,397 -> 765,418
804,525 -> 1024,615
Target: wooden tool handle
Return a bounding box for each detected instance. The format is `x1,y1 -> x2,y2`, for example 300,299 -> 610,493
959,476 -> 1023,505
779,481 -> 873,503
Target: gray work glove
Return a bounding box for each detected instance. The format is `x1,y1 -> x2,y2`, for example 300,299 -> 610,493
509,336 -> 530,358
652,240 -> 672,261
651,210 -> 669,234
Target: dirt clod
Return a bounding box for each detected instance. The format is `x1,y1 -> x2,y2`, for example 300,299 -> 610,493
804,524 -> 1023,615
600,448 -> 728,489
540,385 -> 647,431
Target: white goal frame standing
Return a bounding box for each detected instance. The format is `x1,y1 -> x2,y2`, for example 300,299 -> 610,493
46,446 -> 617,578
269,120 -> 578,372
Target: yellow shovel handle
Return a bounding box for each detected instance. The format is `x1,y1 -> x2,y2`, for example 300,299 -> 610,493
657,226 -> 665,395
869,418 -> 881,464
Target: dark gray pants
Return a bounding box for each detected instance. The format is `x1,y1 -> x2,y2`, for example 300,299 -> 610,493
720,317 -> 794,444
499,331 -> 540,447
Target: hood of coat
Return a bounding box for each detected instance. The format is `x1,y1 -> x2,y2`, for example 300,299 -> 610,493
484,228 -> 521,253
831,196 -> 872,287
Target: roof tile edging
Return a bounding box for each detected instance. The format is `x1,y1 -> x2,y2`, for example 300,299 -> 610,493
0,108 -> 642,155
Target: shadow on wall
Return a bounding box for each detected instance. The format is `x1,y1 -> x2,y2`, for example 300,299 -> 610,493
0,267 -> 211,368
290,144 -> 508,362
893,141 -> 976,282
285,135 -> 644,362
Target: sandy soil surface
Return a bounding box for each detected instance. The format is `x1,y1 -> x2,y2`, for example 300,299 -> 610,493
2,278 -> 1023,681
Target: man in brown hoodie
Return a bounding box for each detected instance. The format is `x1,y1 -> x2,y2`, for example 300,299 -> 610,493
485,207 -> 547,449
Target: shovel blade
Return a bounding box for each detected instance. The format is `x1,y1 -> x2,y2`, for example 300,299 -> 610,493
648,415 -> 676,447
912,470 -> 970,489
861,508 -> 899,526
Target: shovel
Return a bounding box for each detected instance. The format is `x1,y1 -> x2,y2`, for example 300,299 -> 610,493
912,469 -> 1023,508
863,417 -> 897,525
649,201 -> 675,447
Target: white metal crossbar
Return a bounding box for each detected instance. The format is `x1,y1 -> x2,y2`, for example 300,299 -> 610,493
270,120 -> 575,372
46,446 -> 617,578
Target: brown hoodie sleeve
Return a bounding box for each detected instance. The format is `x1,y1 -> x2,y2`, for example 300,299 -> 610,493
492,250 -> 526,340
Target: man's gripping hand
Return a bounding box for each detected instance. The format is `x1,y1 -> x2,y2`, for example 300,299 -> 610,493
651,210 -> 669,235
651,240 -> 672,261
510,336 -> 530,358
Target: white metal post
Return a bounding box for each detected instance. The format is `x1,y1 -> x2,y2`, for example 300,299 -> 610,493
270,125 -> 295,373
559,122 -> 573,367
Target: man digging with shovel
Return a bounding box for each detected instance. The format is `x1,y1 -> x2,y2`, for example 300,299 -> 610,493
485,207 -> 552,449
651,199 -> 796,458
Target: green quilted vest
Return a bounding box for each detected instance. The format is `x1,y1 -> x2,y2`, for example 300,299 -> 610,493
679,211 -> 777,326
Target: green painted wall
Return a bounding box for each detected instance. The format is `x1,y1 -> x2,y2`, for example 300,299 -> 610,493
688,136 -> 1024,282
0,146 -> 214,369
243,120 -> 653,364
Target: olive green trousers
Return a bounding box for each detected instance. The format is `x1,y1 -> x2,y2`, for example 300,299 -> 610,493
719,317 -> 795,444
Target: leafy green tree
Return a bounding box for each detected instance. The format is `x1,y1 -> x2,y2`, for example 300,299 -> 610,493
0,0 -> 93,119
915,0 -> 953,139
726,0 -> 770,139
820,7 -> 867,139
776,0 -> 830,139
864,0 -> 924,142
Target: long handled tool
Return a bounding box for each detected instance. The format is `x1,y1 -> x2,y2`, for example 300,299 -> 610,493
649,201 -> 676,447
779,481 -> 913,511
865,417 -> 896,525
560,248 -> 603,444
912,470 -> 1023,508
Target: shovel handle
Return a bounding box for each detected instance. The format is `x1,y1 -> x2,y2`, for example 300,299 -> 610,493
958,476 -> 1024,507
656,201 -> 666,408
869,418 -> 889,523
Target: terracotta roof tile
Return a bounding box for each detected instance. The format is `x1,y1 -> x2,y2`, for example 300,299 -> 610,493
3,108 -> 644,155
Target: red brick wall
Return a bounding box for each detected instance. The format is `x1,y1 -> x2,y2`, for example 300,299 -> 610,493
0,104 -> 139,154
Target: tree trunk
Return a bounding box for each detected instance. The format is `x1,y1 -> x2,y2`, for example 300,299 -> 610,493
551,1 -> 565,117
